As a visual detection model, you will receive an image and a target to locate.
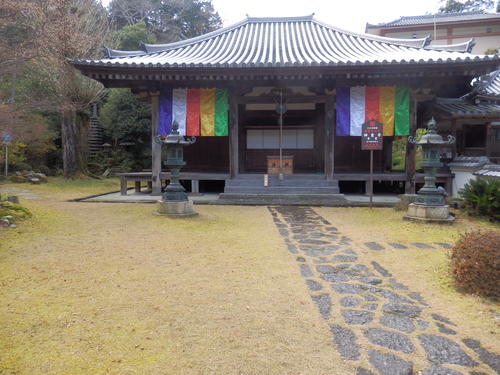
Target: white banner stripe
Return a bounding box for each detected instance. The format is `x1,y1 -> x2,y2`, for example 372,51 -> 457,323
172,88 -> 187,135
350,86 -> 365,136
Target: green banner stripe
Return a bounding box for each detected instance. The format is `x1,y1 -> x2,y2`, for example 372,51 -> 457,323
394,86 -> 410,136
214,89 -> 228,136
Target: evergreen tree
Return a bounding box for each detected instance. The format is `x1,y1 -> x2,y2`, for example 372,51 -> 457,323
438,0 -> 495,13
108,0 -> 222,43
114,21 -> 156,50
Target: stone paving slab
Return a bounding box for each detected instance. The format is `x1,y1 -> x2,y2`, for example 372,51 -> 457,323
268,206 -> 498,375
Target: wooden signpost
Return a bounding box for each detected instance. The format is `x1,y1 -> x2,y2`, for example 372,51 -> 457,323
361,120 -> 383,208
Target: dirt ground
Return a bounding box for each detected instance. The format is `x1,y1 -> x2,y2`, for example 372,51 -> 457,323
0,180 -> 498,374
0,181 -> 353,375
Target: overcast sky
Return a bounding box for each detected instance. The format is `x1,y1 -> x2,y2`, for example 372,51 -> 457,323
101,0 -> 448,33
211,0 -> 443,32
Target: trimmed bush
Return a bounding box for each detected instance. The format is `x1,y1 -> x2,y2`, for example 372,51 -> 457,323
459,178 -> 500,221
450,230 -> 500,298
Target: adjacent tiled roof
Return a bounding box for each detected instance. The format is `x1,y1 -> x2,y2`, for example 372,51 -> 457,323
103,47 -> 145,58
425,38 -> 475,53
472,70 -> 500,97
367,11 -> 500,28
474,164 -> 500,178
434,97 -> 500,115
71,15 -> 498,70
448,156 -> 490,168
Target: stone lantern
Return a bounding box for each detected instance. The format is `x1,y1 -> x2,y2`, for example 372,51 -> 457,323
155,122 -> 197,217
404,118 -> 455,223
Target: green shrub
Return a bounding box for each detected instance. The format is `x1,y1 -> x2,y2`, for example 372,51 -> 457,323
13,162 -> 32,172
0,142 -> 27,170
88,149 -> 136,175
0,194 -> 32,221
36,165 -> 52,176
450,230 -> 500,298
459,178 -> 500,221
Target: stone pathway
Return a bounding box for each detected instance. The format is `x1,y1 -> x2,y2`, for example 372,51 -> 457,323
268,206 -> 500,375
0,187 -> 40,200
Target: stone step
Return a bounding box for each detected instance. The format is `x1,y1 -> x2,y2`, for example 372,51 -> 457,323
224,186 -> 339,194
226,176 -> 338,188
230,174 -> 327,180
217,193 -> 348,206
225,182 -> 338,189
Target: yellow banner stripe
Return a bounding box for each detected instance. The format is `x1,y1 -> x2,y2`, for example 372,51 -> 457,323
200,88 -> 216,136
379,86 -> 395,136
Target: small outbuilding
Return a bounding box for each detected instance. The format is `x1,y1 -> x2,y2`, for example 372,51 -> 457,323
434,69 -> 500,196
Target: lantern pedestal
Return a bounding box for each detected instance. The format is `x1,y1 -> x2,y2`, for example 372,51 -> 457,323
157,200 -> 197,217
404,203 -> 455,224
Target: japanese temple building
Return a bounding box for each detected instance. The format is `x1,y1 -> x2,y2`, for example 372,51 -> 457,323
71,15 -> 500,201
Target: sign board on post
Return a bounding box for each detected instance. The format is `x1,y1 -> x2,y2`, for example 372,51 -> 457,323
361,120 -> 383,208
1,133 -> 12,145
361,120 -> 383,150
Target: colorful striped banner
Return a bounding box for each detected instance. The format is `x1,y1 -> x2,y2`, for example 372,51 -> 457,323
394,86 -> 410,136
158,87 -> 172,136
158,88 -> 228,137
336,86 -> 410,137
186,89 -> 201,136
172,88 -> 187,136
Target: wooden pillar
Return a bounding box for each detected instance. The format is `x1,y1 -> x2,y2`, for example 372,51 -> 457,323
324,94 -> 335,180
325,92 -> 339,193
150,92 -> 162,196
229,89 -> 239,179
404,94 -> 418,194
485,122 -> 493,158
383,138 -> 393,172
451,119 -> 457,159
191,179 -> 199,194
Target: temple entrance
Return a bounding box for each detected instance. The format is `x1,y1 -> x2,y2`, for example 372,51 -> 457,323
239,103 -> 325,174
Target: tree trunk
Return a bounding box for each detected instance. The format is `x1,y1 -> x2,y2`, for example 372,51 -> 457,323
61,108 -> 81,178
77,113 -> 89,173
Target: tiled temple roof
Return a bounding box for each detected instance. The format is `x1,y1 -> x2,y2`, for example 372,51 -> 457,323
366,11 -> 500,28
472,70 -> 500,97
448,156 -> 490,168
474,163 -> 500,178
425,39 -> 475,53
71,15 -> 497,69
434,97 -> 500,116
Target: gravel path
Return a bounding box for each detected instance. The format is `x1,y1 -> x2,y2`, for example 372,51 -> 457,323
269,206 -> 500,375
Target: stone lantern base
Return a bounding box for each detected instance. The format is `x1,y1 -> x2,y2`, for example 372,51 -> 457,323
403,203 -> 455,224
157,200 -> 198,218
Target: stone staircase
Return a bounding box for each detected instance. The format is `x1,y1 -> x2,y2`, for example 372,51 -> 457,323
88,103 -> 103,158
224,174 -> 340,194
218,174 -> 347,206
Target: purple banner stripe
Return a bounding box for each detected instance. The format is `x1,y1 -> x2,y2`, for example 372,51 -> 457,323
336,87 -> 350,136
158,87 -> 172,136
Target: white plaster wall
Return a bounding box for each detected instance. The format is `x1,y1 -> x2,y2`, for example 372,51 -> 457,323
472,35 -> 500,53
451,170 -> 475,196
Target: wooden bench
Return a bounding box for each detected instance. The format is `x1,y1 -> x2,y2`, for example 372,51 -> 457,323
117,172 -> 230,195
